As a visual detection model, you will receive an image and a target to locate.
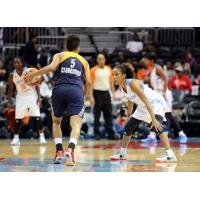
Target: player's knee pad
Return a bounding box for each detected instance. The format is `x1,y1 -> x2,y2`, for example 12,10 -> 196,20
14,119 -> 22,133
33,117 -> 43,130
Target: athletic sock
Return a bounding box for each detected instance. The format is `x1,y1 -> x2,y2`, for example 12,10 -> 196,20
54,138 -> 63,152
14,135 -> 19,139
120,147 -> 127,155
68,138 -> 77,152
39,133 -> 45,138
178,131 -> 186,136
166,149 -> 173,156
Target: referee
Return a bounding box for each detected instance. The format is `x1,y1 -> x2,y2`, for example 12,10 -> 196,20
90,54 -> 119,140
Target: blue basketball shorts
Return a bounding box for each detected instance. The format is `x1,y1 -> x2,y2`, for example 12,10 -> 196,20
51,84 -> 84,118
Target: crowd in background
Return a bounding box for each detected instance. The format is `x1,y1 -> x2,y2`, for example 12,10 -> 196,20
0,31 -> 200,140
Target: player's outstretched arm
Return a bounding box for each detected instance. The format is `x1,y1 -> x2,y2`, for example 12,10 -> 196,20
156,66 -> 168,94
24,53 -> 61,83
84,61 -> 92,98
127,99 -> 134,117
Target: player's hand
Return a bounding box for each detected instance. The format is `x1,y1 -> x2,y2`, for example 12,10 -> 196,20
150,118 -> 163,132
90,97 -> 95,105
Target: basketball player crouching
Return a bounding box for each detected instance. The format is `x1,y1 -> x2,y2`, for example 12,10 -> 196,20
8,57 -> 46,145
110,64 -> 177,162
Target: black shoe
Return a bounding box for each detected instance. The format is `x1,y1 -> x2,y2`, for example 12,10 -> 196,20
95,134 -> 101,140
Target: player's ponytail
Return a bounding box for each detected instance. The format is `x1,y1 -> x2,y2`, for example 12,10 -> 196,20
115,63 -> 135,78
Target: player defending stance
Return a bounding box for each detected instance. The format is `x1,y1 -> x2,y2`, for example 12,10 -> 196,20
25,35 -> 91,165
110,64 -> 177,162
8,57 -> 46,145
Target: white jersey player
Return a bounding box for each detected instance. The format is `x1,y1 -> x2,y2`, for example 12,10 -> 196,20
144,53 -> 187,144
8,57 -> 46,145
110,64 -> 177,163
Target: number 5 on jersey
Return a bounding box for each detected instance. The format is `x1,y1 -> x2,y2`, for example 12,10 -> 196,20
70,59 -> 76,68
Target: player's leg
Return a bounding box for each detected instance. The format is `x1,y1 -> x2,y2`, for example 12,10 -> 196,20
165,112 -> 187,143
29,95 -> 46,144
11,118 -> 23,145
165,90 -> 187,143
153,115 -> 177,162
52,115 -> 65,164
32,117 -> 46,144
11,100 -> 26,145
64,115 -> 83,166
51,87 -> 67,164
110,117 -> 142,160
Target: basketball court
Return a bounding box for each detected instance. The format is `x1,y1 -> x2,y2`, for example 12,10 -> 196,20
0,138 -> 199,172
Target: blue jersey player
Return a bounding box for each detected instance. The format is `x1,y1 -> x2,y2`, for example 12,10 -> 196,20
25,35 -> 91,165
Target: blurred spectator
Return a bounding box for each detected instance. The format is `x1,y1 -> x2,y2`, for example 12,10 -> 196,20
113,51 -> 126,66
101,48 -> 112,66
0,28 -> 3,54
168,64 -> 192,101
23,33 -> 41,67
182,52 -> 197,76
90,54 -> 120,140
0,57 -> 7,103
195,74 -> 200,85
0,57 -> 6,81
126,33 -> 144,53
163,60 -> 175,80
185,51 -> 197,65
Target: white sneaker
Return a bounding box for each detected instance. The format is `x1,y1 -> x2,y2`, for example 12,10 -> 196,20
39,136 -> 46,144
11,146 -> 20,155
156,151 -> 177,163
11,138 -> 20,146
110,153 -> 127,161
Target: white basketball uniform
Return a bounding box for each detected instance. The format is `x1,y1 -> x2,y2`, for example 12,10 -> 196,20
13,68 -> 40,119
150,64 -> 173,113
121,79 -> 167,123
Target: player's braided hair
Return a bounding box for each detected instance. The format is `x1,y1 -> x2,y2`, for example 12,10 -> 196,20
115,63 -> 135,78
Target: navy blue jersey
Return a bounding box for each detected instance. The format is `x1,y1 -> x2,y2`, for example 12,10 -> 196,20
55,52 -> 87,89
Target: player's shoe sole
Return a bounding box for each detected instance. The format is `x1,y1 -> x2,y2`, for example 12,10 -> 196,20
156,157 -> 177,163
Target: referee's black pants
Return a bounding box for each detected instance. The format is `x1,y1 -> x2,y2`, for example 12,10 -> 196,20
93,90 -> 115,137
